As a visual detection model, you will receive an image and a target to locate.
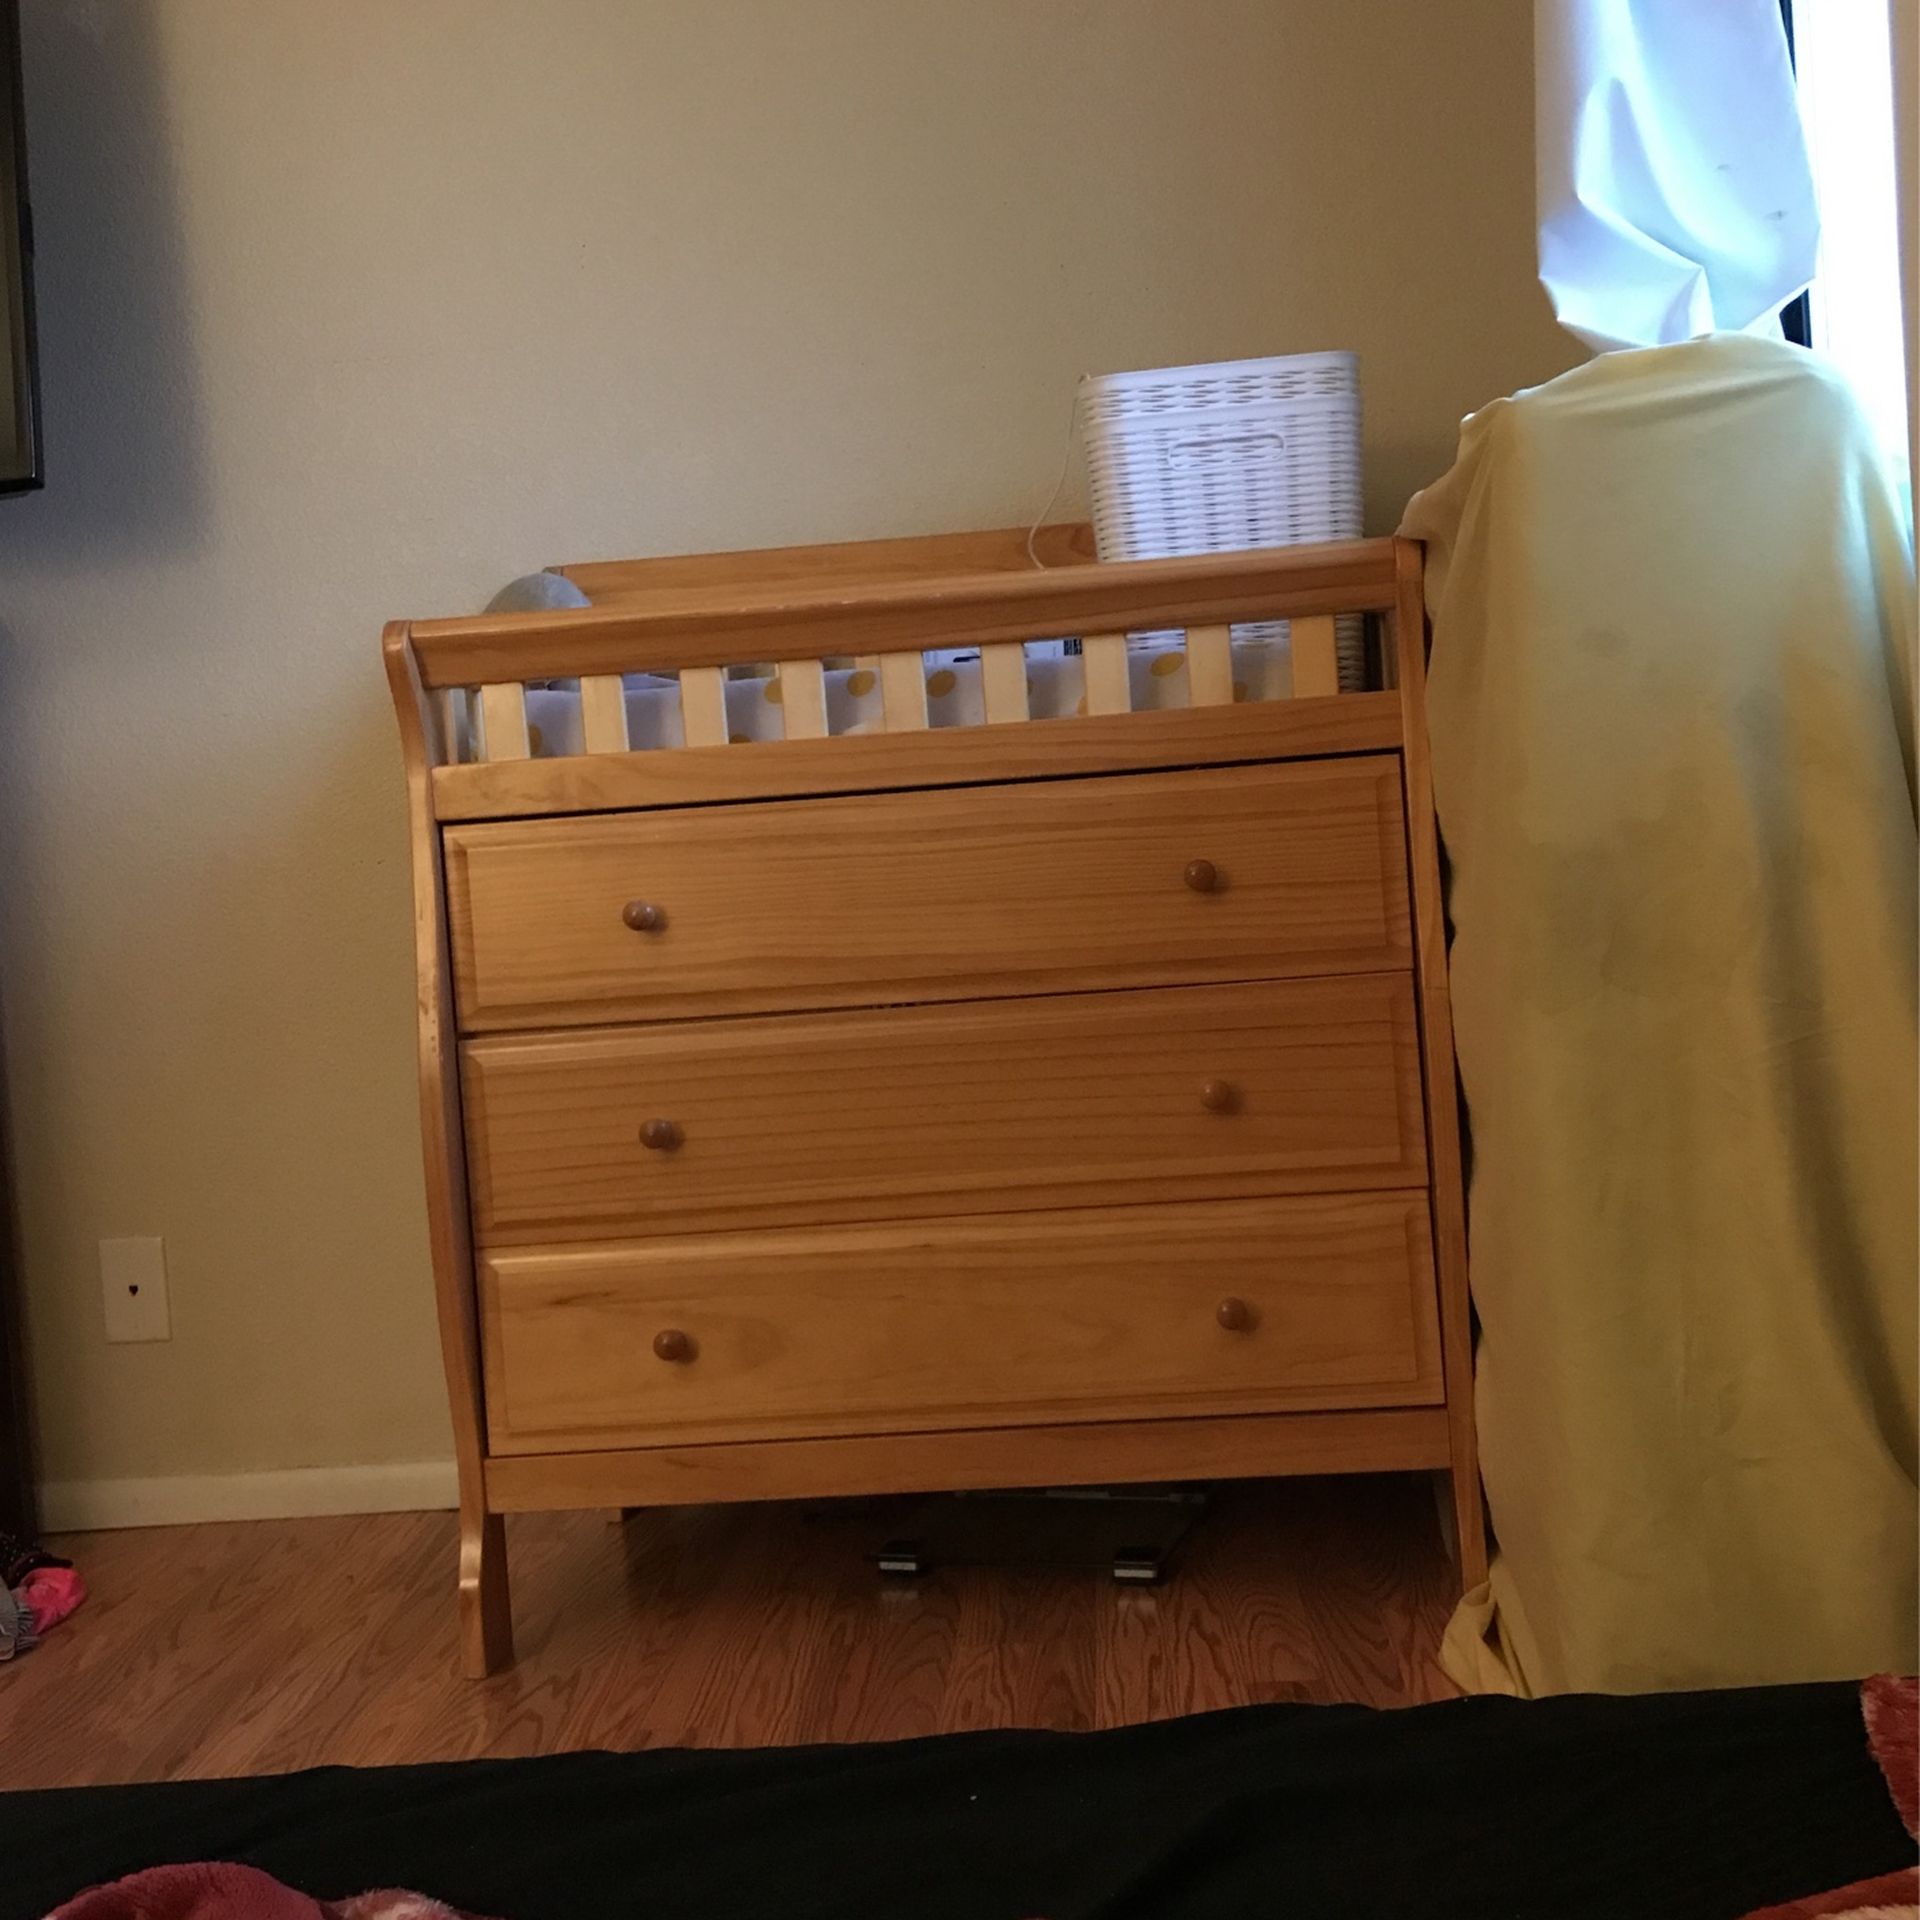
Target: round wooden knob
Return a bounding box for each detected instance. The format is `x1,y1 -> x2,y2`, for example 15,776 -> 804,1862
1215,1297 -> 1253,1333
1200,1079 -> 1237,1114
639,1119 -> 683,1152
622,899 -> 666,933
653,1328 -> 693,1363
1183,858 -> 1219,894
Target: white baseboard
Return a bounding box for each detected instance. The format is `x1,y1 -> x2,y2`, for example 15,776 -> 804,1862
40,1459 -> 460,1532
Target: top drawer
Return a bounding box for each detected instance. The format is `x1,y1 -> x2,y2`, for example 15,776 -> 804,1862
443,758 -> 1410,1031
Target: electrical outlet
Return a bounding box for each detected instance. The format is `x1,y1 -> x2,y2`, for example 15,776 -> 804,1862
100,1236 -> 171,1343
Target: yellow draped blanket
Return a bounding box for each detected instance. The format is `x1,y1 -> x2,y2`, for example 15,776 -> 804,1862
1402,336 -> 1918,1695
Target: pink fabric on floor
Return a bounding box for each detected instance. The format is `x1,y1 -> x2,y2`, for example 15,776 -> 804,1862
1735,1865 -> 1918,1918
48,1862 -> 489,1920
19,1564 -> 86,1632
333,1894 -> 483,1919
1737,1678 -> 1920,1920
1864,1673 -> 1920,1841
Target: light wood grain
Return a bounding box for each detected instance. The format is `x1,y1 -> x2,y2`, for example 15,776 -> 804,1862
484,1409 -> 1452,1512
432,692 -> 1404,821
443,758 -> 1412,1032
555,521 -> 1098,603
578,675 -> 629,755
382,626 -> 513,1677
408,539 -> 1401,688
6,1479 -> 1455,1787
477,682 -> 531,762
1291,615 -> 1341,698
1186,623 -> 1234,706
774,657 -> 828,739
878,650 -> 929,730
461,974 -> 1427,1243
979,641 -> 1029,723
477,1192 -> 1442,1455
678,665 -> 729,748
1082,632 -> 1132,715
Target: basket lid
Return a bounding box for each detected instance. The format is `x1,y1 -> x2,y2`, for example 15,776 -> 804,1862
1078,350 -> 1358,397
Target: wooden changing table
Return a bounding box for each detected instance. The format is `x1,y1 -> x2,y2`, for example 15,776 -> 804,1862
385,524 -> 1482,1675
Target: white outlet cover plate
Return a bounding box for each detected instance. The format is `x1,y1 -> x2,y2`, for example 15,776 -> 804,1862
101,1236 -> 171,1343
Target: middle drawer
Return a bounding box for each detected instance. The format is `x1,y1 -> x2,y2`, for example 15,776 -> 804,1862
462,972 -> 1426,1244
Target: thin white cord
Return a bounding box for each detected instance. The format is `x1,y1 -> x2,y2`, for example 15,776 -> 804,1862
1025,386 -> 1085,569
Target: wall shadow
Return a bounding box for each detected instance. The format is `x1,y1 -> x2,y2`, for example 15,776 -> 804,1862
0,0 -> 206,565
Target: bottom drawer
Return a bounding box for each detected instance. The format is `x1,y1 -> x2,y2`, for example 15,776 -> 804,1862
479,1193 -> 1442,1455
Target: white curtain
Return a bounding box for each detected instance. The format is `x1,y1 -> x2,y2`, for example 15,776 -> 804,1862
1537,0 -> 1821,352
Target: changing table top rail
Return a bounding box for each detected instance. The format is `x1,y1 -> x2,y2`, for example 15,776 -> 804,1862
387,533 -> 1419,823
555,520 -> 1100,604
404,537 -> 1400,689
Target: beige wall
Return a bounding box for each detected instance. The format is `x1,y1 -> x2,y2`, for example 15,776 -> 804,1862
0,0 -> 1574,1505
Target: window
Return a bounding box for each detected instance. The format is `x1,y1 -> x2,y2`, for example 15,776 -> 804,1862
1789,0 -> 1911,502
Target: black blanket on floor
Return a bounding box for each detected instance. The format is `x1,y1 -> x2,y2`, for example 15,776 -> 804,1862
7,1681 -> 1911,1920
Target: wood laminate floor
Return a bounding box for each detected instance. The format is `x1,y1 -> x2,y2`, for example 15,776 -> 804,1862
4,1474 -> 1457,1790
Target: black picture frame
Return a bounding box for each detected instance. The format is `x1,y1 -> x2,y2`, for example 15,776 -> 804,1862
0,0 -> 39,494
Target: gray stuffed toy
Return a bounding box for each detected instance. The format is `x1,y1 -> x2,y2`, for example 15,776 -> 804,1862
483,571 -> 592,615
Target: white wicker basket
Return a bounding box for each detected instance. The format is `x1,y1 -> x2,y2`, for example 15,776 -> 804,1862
1078,351 -> 1366,687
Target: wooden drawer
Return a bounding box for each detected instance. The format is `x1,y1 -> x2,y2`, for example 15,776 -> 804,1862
463,974 -> 1426,1243
443,758 -> 1410,1031
478,1192 -> 1443,1453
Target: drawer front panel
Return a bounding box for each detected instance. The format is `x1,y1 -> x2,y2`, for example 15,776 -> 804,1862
478,1193 -> 1443,1454
444,758 -> 1410,1030
463,975 -> 1427,1243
